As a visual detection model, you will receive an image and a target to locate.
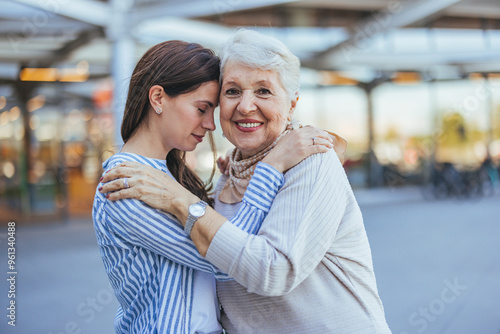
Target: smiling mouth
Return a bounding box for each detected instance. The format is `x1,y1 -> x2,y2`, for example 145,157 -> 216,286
236,122 -> 263,128
192,134 -> 204,142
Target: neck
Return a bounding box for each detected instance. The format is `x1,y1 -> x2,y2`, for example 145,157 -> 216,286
121,122 -> 171,160
239,130 -> 288,160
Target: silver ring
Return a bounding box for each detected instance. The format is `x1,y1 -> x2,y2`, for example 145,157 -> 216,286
123,178 -> 129,189
312,137 -> 316,145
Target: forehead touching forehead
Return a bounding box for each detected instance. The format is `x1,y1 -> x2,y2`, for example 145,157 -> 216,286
219,29 -> 301,100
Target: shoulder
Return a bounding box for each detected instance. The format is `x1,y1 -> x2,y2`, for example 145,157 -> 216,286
103,152 -> 168,173
280,149 -> 351,201
286,149 -> 343,181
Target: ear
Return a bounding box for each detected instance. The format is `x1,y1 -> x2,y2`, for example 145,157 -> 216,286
149,85 -> 164,112
287,96 -> 298,122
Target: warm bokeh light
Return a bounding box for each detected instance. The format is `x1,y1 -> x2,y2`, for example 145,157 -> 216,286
0,123 -> 13,139
20,68 -> 58,82
0,111 -> 9,126
404,148 -> 419,166
321,71 -> 359,86
468,73 -> 485,81
33,160 -> 47,180
9,106 -> 21,122
77,60 -> 89,74
392,72 -> 421,85
3,161 -> 15,178
29,115 -> 40,130
59,68 -> 89,82
27,95 -> 46,112
20,66 -> 89,82
0,96 -> 6,109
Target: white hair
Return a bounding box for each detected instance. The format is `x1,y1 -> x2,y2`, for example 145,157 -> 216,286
219,29 -> 300,100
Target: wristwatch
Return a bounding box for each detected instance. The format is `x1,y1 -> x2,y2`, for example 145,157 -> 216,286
184,200 -> 207,236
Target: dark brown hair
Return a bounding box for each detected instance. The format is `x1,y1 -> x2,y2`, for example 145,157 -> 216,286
121,40 -> 220,205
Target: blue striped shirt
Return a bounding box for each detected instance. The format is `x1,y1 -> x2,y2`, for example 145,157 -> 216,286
92,153 -> 284,334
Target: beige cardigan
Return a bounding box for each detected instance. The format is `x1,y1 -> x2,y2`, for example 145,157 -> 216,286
206,149 -> 391,333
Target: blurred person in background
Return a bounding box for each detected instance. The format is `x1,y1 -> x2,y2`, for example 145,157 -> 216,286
101,29 -> 390,333
93,40 -> 333,333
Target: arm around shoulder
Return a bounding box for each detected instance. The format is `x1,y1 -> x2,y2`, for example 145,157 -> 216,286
206,150 -> 350,296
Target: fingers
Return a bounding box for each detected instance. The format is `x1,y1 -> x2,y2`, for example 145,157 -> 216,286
312,130 -> 334,144
295,128 -> 333,148
100,160 -> 153,184
101,166 -> 134,184
293,126 -> 334,145
119,161 -> 143,168
326,131 -> 348,154
99,177 -> 132,194
310,143 -> 331,154
311,136 -> 334,149
105,188 -> 137,201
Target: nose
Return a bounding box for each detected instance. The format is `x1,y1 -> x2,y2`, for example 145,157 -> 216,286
202,113 -> 216,131
237,90 -> 256,114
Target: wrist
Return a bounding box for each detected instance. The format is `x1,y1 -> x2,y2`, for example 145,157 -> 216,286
170,194 -> 199,226
262,155 -> 284,173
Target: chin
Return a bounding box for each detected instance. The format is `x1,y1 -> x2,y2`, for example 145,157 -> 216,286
177,143 -> 198,153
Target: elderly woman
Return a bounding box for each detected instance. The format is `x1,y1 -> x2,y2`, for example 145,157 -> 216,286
102,30 -> 390,333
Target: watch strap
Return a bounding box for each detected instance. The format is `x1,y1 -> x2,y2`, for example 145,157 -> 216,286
184,200 -> 207,236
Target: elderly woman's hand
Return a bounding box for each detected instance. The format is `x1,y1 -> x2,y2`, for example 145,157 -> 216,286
262,126 -> 334,173
98,161 -> 198,216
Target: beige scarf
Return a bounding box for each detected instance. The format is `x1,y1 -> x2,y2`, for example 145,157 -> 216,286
218,130 -> 289,204
218,122 -> 347,204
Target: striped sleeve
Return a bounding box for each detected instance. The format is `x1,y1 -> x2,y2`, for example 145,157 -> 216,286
229,162 -> 284,235
102,159 -> 283,281
103,196 -> 232,278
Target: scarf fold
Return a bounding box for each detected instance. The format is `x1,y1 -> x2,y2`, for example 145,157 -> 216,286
218,130 -> 289,204
218,122 -> 347,204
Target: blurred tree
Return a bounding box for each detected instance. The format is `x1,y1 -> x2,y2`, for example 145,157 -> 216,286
436,111 -> 487,165
383,125 -> 401,142
439,112 -> 466,146
495,105 -> 500,140
438,112 -> 485,146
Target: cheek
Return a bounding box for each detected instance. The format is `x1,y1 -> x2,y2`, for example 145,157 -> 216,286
263,108 -> 289,128
219,103 -> 235,123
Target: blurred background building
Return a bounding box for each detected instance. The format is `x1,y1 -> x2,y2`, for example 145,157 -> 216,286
0,0 -> 499,222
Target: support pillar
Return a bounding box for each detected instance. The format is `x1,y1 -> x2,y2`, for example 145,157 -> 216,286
427,77 -> 439,182
109,0 -> 135,149
14,81 -> 35,214
362,81 -> 380,188
484,73 -> 494,159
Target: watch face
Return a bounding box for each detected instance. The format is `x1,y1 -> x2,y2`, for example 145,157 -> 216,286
190,203 -> 205,217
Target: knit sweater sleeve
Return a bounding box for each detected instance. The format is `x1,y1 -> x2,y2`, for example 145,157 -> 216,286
205,149 -> 349,296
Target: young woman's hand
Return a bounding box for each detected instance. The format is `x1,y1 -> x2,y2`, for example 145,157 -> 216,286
217,155 -> 230,175
262,126 -> 335,173
98,161 -> 198,217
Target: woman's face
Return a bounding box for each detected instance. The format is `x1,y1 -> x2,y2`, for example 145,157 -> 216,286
220,61 -> 296,158
159,80 -> 219,152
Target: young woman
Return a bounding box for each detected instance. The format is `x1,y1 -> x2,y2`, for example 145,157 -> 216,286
92,40 -> 334,333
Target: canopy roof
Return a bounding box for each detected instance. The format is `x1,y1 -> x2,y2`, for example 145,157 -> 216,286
1,0 -> 499,87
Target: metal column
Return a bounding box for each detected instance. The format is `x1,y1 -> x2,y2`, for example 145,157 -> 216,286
109,0 -> 135,149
